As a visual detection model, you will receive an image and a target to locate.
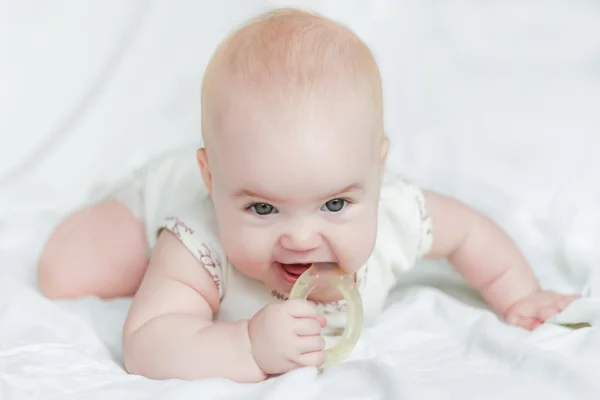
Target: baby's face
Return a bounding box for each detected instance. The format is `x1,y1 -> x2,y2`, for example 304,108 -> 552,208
202,94 -> 385,296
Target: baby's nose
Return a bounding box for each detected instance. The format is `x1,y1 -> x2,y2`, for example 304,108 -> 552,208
280,227 -> 321,252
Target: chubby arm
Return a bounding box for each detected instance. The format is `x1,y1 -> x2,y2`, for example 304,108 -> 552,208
422,190 -> 541,315
122,230 -> 266,382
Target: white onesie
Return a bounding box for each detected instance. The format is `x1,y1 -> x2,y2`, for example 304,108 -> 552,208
106,146 -> 433,333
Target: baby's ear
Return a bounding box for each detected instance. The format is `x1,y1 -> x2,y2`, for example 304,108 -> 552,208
197,148 -> 213,195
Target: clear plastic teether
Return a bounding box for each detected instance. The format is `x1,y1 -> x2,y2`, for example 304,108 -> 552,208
288,262 -> 363,370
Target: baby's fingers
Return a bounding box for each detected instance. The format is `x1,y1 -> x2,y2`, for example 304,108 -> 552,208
294,318 -> 323,336
536,305 -> 561,321
296,350 -> 325,368
315,315 -> 326,327
283,299 -> 318,318
506,300 -> 538,318
535,295 -> 579,321
557,295 -> 580,310
297,335 -> 326,354
507,314 -> 543,331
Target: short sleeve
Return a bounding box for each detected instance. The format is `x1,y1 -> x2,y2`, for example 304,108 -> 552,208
157,200 -> 227,300
375,171 -> 433,274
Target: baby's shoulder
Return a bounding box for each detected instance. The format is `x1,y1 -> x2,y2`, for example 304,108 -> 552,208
371,169 -> 433,272
379,169 -> 422,198
378,170 -> 429,220
159,198 -> 229,299
163,196 -> 219,236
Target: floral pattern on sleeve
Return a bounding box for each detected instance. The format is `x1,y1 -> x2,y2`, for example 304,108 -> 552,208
162,216 -> 225,299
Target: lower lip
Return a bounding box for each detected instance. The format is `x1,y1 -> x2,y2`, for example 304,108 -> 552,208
278,263 -> 309,284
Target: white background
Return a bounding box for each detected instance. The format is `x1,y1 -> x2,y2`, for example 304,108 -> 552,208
1,1 -> 600,399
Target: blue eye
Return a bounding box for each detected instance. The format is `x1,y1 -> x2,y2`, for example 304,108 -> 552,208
322,198 -> 347,212
249,203 -> 277,215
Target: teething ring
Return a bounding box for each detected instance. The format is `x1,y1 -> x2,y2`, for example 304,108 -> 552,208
288,262 -> 363,370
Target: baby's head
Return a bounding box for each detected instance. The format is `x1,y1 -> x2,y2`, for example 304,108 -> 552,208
198,8 -> 388,294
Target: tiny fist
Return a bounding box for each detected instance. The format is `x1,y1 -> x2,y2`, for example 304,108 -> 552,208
504,291 -> 581,331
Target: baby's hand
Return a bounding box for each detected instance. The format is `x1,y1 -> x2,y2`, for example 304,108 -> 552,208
503,290 -> 579,331
248,299 -> 326,375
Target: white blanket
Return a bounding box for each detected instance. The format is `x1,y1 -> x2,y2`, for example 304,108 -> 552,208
2,1 -> 600,399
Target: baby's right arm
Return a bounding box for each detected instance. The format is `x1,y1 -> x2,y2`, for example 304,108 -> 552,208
121,230 -> 266,382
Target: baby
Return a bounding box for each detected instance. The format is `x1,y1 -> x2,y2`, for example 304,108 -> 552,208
37,8 -> 578,382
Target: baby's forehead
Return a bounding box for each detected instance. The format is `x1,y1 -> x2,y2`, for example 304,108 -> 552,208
213,112 -> 376,177
214,91 -> 377,153
213,130 -> 376,199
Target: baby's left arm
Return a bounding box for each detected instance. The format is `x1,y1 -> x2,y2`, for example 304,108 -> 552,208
422,190 -> 579,330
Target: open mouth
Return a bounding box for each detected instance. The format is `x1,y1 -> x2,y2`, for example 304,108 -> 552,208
278,263 -> 312,284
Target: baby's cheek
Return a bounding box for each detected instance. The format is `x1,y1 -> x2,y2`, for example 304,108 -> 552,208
335,215 -> 378,272
220,224 -> 273,273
